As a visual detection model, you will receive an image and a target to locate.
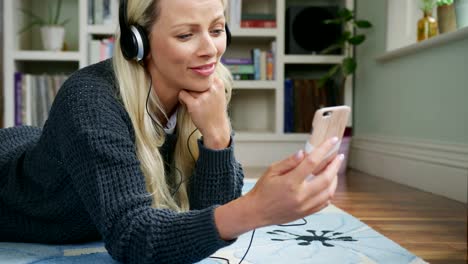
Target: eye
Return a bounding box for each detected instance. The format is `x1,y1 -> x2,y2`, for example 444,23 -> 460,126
211,28 -> 225,36
177,33 -> 192,40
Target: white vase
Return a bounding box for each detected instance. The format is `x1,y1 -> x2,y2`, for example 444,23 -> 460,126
455,0 -> 468,29
40,26 -> 65,51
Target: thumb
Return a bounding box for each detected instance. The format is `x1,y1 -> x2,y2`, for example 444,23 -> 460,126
269,150 -> 304,176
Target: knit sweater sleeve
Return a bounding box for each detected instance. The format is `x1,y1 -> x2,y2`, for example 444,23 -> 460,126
54,71 -> 233,263
188,137 -> 245,210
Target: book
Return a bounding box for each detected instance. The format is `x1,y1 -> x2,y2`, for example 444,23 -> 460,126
251,48 -> 261,80
226,64 -> 255,74
241,13 -> 276,21
266,51 -> 274,80
241,20 -> 277,28
292,79 -> 321,133
284,78 -> 294,133
232,74 -> 255,80
221,58 -> 253,65
14,72 -> 22,126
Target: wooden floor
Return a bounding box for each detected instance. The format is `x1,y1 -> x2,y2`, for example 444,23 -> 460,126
244,168 -> 467,264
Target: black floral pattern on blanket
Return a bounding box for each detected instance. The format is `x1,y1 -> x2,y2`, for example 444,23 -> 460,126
267,229 -> 358,247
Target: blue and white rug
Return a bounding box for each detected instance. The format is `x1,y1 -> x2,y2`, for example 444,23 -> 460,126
0,180 -> 427,264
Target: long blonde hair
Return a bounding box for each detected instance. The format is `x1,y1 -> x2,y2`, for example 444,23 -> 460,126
113,0 -> 232,211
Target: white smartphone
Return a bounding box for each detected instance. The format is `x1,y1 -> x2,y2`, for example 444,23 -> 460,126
304,106 -> 351,159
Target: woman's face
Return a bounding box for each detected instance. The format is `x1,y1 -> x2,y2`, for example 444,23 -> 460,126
147,0 -> 227,93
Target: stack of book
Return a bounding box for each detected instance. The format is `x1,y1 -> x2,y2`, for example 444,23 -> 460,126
223,41 -> 276,81
226,0 -> 276,29
88,37 -> 115,64
241,13 -> 276,28
222,58 -> 255,80
88,0 -> 117,25
14,73 -> 68,127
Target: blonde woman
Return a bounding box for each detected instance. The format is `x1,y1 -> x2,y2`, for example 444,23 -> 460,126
0,0 -> 343,263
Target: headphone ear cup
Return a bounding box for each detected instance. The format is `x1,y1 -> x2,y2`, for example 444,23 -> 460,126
120,28 -> 138,60
120,25 -> 149,62
134,25 -> 150,60
225,24 -> 231,48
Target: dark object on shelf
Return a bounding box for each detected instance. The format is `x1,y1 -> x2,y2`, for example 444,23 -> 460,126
286,6 -> 341,55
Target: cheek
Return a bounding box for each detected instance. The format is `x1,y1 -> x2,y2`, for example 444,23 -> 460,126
165,46 -> 189,66
216,38 -> 227,57
152,41 -> 188,66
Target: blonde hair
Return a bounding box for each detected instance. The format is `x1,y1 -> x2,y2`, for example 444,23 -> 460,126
112,0 -> 232,212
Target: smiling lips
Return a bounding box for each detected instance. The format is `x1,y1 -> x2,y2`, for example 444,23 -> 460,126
190,63 -> 216,76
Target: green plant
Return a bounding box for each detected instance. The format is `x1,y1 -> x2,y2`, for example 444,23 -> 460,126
318,8 -> 372,91
420,0 -> 437,12
18,0 -> 70,34
436,0 -> 454,6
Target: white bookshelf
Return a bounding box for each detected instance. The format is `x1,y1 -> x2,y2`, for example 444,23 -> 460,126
2,0 -> 354,167
13,51 -> 81,61
233,80 -> 277,90
231,28 -> 278,37
87,25 -> 116,35
283,55 -> 345,64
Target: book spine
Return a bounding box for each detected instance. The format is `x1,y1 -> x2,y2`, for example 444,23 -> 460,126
88,0 -> 95,24
266,51 -> 274,80
232,74 -> 255,80
226,64 -> 255,74
284,78 -> 294,133
252,48 -> 261,80
241,20 -> 277,28
94,0 -> 104,24
102,0 -> 112,25
260,51 -> 267,81
14,72 -> 22,126
221,58 -> 253,65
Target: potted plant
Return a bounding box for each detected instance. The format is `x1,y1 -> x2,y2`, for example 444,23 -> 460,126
18,0 -> 70,51
318,8 -> 372,177
318,8 -> 372,102
418,0 -> 439,41
437,0 -> 457,33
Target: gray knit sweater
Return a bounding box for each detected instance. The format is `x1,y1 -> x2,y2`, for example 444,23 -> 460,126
0,60 -> 244,263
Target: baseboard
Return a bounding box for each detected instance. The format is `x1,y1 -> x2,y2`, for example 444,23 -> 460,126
350,135 -> 468,203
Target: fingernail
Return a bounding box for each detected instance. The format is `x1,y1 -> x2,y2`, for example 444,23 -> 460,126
338,154 -> 345,161
305,174 -> 315,182
295,150 -> 304,161
331,137 -> 339,144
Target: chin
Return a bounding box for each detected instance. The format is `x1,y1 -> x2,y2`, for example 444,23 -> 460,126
189,76 -> 214,92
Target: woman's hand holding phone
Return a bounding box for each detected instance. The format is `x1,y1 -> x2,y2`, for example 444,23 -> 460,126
246,137 -> 344,227
214,137 -> 344,240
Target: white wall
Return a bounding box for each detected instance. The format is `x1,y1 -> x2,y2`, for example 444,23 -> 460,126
352,0 -> 468,203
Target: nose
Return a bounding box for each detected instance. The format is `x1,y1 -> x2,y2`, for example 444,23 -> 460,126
196,32 -> 218,58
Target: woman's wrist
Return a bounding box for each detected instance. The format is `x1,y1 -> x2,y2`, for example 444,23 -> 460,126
203,125 -> 231,150
214,194 -> 261,241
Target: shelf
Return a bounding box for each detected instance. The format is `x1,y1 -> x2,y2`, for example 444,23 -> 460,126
283,55 -> 344,64
233,80 -> 278,90
230,28 -> 278,37
376,26 -> 468,62
87,24 -> 116,35
13,51 -> 81,61
236,132 -> 309,142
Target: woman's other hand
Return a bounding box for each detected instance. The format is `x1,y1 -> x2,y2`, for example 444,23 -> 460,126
178,76 -> 230,149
